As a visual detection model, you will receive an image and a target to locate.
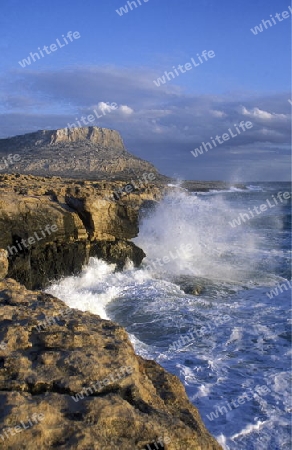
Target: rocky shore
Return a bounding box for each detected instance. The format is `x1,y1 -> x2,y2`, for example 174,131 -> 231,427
0,127 -> 223,449
0,173 -> 164,290
0,278 -> 222,449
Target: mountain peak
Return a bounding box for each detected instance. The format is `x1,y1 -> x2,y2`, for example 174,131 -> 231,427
0,127 -> 164,181
1,126 -> 125,150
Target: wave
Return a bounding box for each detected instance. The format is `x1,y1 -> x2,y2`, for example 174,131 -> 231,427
134,189 -> 281,284
45,187 -> 290,450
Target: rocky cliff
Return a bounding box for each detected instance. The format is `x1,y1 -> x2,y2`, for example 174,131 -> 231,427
0,129 -> 222,449
0,127 -> 168,181
0,278 -> 222,450
0,173 -> 164,289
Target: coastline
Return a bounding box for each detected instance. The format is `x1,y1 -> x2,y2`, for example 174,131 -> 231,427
0,172 -> 223,449
0,278 -> 222,449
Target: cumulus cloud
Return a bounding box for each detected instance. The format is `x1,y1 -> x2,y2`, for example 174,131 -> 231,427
118,105 -> 134,115
241,106 -> 288,121
95,102 -> 115,114
94,102 -> 134,116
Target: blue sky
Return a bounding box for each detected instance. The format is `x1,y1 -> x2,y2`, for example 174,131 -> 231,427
1,0 -> 291,180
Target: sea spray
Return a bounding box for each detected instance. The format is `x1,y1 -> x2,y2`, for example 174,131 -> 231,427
134,189 -> 260,282
46,184 -> 291,450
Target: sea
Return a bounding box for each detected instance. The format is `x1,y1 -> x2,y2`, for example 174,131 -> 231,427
47,182 -> 291,450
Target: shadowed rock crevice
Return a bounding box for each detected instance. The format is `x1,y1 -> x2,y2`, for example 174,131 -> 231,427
65,195 -> 95,237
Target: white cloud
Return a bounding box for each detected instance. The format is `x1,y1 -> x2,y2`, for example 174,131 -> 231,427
93,102 -> 134,116
96,102 -> 114,114
118,105 -> 134,115
259,127 -> 283,137
241,106 -> 287,120
210,110 -> 227,118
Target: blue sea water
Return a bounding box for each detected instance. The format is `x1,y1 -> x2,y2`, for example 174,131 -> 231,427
47,182 -> 291,450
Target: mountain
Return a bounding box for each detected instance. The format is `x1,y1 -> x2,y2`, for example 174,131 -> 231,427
0,127 -> 166,181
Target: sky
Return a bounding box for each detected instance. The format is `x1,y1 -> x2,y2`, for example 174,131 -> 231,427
0,0 -> 291,181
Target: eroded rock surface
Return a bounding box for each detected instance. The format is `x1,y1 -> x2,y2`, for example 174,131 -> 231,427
0,174 -> 164,289
0,127 -> 168,181
0,250 -> 8,280
0,279 -> 222,450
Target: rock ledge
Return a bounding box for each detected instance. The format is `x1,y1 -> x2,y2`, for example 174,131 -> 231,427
0,279 -> 222,450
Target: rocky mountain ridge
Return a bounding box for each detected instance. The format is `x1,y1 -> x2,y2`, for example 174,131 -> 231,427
0,127 -> 125,148
0,127 -> 167,181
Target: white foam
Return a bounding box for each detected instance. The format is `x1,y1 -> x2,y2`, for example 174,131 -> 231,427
44,187 -> 290,450
226,327 -> 243,345
134,190 -> 263,284
190,383 -> 213,399
216,434 -> 230,450
230,420 -> 266,440
46,257 -> 154,319
247,185 -> 264,191
46,258 -> 117,319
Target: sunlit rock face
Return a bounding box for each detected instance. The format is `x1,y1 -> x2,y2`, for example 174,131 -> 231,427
0,278 -> 223,450
0,174 -> 165,289
0,126 -> 166,181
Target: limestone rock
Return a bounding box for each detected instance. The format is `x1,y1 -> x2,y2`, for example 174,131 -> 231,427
90,240 -> 146,269
0,174 -> 164,289
174,276 -> 205,296
0,127 -> 169,181
0,279 -> 222,450
0,249 -> 8,279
